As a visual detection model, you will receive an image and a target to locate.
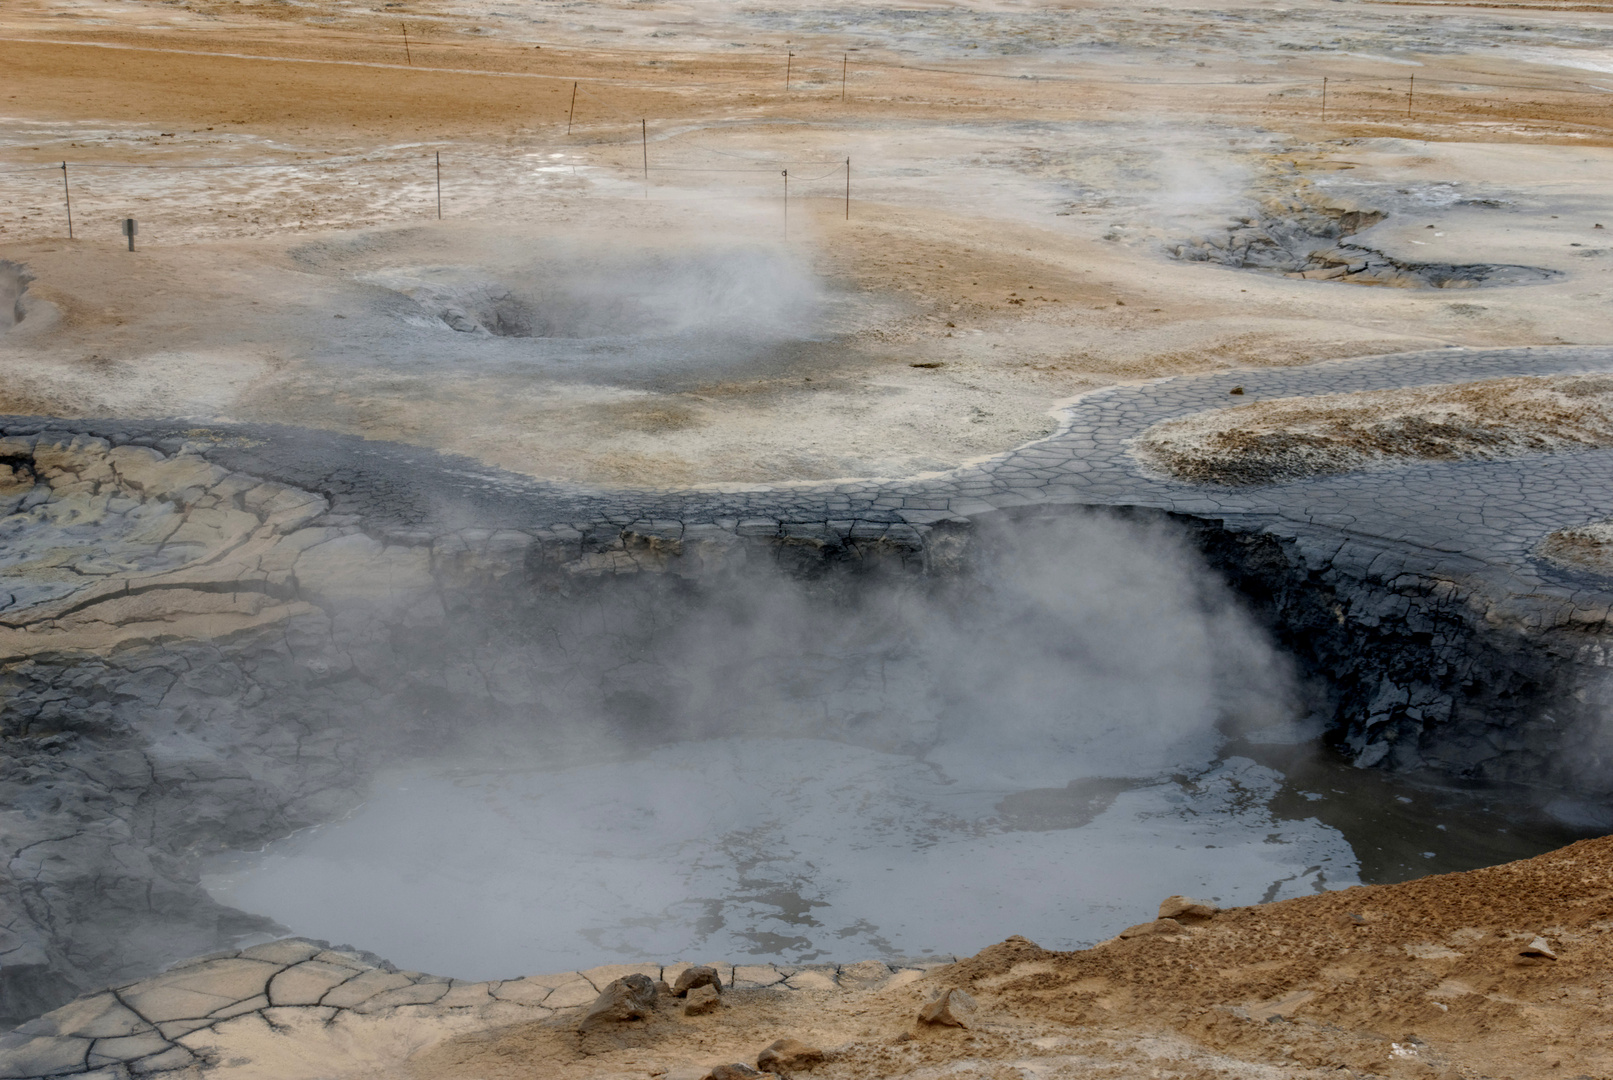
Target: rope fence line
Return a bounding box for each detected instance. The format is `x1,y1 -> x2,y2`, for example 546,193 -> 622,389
650,165 -> 842,172
782,163 -> 850,182
3,51 -> 1607,209
0,145 -> 866,242
4,36 -> 1611,242
35,160 -> 375,170
0,153 -> 849,173
3,60 -> 1608,241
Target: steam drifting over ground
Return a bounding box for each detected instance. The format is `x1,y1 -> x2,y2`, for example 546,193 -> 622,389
205,513 -> 1354,977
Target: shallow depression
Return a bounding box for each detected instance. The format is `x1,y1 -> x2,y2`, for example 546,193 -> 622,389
197,510 -> 1351,977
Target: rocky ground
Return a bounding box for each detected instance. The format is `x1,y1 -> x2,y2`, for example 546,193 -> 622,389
3,834 -> 1609,1079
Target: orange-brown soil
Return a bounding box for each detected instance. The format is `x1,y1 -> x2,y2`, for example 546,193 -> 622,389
407,836 -> 1613,1080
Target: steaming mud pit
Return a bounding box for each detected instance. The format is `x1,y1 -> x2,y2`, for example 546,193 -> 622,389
200,734 -> 1590,981
190,509 -> 1355,978
203,744 -> 1347,976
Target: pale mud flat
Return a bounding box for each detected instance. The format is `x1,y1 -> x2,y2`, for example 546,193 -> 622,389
4,0 -> 1613,483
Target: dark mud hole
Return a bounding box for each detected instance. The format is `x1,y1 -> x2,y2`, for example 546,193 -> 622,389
1169,201 -> 1557,288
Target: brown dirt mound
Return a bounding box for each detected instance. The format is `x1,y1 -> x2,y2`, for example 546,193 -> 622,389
948,834 -> 1613,1079
410,836 -> 1613,1080
1135,373 -> 1613,485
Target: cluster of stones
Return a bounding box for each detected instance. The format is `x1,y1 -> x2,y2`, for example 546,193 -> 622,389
0,939 -> 952,1079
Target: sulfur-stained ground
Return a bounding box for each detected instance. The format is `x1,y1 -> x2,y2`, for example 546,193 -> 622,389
6,0 -> 1613,486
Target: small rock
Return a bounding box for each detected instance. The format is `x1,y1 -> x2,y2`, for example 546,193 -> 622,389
578,974 -> 658,1032
684,984 -> 722,1016
441,307 -> 480,333
1119,918 -> 1184,939
758,1038 -> 826,1072
1158,895 -> 1219,922
837,959 -> 892,987
674,965 -> 724,997
704,1065 -> 771,1080
1229,386 -> 1245,395
1517,936 -> 1558,962
917,988 -> 977,1028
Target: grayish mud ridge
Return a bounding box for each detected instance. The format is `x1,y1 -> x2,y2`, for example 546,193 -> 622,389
0,264 -> 29,334
2,345 -> 1612,1030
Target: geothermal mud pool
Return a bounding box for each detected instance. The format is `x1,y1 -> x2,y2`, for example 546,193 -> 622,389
187,477 -> 1607,981
7,0 -> 1613,1072
195,507 -> 1348,977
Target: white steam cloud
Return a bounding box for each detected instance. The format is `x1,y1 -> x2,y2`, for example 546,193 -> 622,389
359,239 -> 823,341
206,511 -> 1353,977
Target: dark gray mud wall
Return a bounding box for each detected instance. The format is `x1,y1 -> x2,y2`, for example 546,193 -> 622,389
1179,513 -> 1611,792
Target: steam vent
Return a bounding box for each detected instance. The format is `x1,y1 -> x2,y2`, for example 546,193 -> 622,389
5,0 -> 1613,1076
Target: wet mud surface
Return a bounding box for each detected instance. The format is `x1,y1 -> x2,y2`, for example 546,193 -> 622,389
1169,182 -> 1559,289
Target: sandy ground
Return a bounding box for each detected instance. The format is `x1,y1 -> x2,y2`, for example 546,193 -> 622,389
6,0 -> 1613,484
167,834 -> 1613,1080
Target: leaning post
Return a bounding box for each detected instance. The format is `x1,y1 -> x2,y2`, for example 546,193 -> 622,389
60,162 -> 73,239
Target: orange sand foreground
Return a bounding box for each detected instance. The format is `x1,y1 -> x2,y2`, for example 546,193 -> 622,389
361,837 -> 1613,1078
